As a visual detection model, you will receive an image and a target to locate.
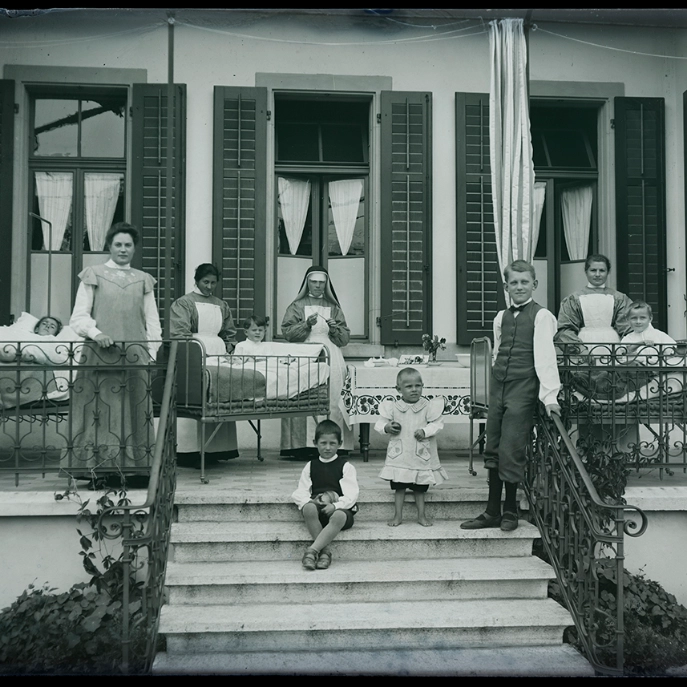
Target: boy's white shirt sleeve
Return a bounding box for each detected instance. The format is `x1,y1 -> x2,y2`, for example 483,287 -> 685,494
335,462 -> 359,511
492,310 -> 503,362
291,462 -> 313,510
534,309 -> 561,407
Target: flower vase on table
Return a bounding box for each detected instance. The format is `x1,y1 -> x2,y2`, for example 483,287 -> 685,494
422,334 -> 446,366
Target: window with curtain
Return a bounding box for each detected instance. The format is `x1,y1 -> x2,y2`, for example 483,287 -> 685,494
28,89 -> 127,319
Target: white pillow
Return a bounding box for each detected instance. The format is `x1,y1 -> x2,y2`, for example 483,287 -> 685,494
56,325 -> 83,342
13,312 -> 39,333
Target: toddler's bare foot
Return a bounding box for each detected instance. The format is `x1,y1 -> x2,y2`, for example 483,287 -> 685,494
417,516 -> 433,527
387,517 -> 403,527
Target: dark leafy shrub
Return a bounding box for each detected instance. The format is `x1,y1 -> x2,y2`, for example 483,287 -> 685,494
0,487 -> 150,674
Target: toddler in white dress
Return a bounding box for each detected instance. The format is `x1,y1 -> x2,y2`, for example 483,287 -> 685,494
375,367 -> 448,527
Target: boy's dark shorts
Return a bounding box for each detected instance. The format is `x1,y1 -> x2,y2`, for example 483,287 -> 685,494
318,507 -> 355,530
390,481 -> 429,493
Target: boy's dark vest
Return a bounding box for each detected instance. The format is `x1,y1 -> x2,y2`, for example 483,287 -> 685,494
492,301 -> 543,383
310,455 -> 348,497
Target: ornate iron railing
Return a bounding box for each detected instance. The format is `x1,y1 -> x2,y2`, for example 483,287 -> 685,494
525,408 -> 648,675
0,339 -> 169,486
94,339 -> 178,673
557,342 -> 687,478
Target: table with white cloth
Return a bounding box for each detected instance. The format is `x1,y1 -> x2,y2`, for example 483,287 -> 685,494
340,362 -> 472,461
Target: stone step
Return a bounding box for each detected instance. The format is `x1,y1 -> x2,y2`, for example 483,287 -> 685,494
165,556 -> 554,605
159,598 -> 573,654
152,644 -> 595,676
175,490 -> 495,522
170,520 -> 539,562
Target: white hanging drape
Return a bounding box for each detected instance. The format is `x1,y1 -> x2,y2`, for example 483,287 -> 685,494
328,178 -> 363,256
35,172 -> 73,250
561,184 -> 593,261
530,181 -> 547,260
278,176 -> 311,256
85,173 -> 122,251
488,18 -> 536,273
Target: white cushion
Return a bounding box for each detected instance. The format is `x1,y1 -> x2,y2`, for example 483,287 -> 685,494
13,311 -> 39,333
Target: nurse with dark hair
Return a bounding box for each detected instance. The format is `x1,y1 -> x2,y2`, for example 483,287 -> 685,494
170,263 -> 239,467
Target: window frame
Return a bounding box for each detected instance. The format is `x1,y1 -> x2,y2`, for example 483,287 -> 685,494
26,85 -> 128,310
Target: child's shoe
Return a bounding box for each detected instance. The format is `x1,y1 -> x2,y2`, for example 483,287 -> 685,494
316,547 -> 332,569
302,547 -> 318,570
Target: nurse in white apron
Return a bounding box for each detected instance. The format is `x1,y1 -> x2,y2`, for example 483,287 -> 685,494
169,263 -> 239,467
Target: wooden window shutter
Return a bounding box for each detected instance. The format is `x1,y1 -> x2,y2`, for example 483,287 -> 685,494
131,83 -> 187,331
380,91 -> 432,346
455,92 -> 504,345
615,97 -> 667,331
212,86 -> 267,325
0,80 -> 13,325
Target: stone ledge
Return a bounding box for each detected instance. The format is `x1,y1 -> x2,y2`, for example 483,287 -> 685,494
0,489 -> 149,517
624,486 -> 687,512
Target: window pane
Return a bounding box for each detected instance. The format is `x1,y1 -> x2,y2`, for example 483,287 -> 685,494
322,124 -> 364,163
81,98 -> 126,158
276,122 -> 319,162
31,171 -> 74,251
83,173 -> 125,251
544,130 -> 594,168
34,99 -> 78,157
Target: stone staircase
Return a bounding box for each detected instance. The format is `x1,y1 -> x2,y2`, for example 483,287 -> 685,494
153,482 -> 594,676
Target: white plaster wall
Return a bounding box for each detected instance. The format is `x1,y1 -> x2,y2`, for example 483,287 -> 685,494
2,10 -> 686,340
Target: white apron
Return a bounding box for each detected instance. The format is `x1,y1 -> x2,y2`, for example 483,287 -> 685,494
281,305 -> 353,451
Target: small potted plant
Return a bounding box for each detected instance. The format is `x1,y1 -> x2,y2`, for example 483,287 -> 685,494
422,333 -> 446,364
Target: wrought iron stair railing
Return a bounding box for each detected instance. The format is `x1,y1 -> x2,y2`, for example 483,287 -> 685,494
525,408 -> 648,675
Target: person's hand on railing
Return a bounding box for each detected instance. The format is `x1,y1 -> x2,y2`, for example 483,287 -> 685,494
545,403 -> 561,418
93,333 -> 114,348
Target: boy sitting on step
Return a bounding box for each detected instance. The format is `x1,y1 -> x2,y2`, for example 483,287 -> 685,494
291,419 -> 359,571
461,260 -> 560,533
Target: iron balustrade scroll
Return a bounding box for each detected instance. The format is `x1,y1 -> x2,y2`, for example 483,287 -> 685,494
556,342 -> 687,478
93,339 -> 178,673
525,407 -> 648,675
0,338 -> 172,485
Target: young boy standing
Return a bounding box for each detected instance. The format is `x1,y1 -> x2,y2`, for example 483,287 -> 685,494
291,419 -> 359,570
461,260 -> 561,532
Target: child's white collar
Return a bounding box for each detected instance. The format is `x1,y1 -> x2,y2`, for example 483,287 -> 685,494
317,454 -> 339,463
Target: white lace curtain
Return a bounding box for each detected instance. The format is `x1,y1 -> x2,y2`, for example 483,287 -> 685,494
328,178 -> 363,256
488,18 -> 536,272
531,181 -> 547,259
278,176 -> 311,255
561,185 -> 593,261
85,173 -> 122,251
35,172 -> 73,250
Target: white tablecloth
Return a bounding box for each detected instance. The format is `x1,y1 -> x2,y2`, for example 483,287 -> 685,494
341,362 -> 471,425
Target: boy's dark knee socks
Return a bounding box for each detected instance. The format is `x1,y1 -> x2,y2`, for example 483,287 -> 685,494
486,468 -> 503,516
504,481 -> 518,513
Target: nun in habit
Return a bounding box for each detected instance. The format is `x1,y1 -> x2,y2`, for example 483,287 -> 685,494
280,265 -> 354,458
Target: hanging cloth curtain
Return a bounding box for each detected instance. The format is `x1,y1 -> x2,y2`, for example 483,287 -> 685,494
278,176 -> 311,255
561,184 -> 593,261
488,18 -> 536,273
328,178 -> 363,256
530,181 -> 547,261
85,173 -> 122,251
35,171 -> 73,250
